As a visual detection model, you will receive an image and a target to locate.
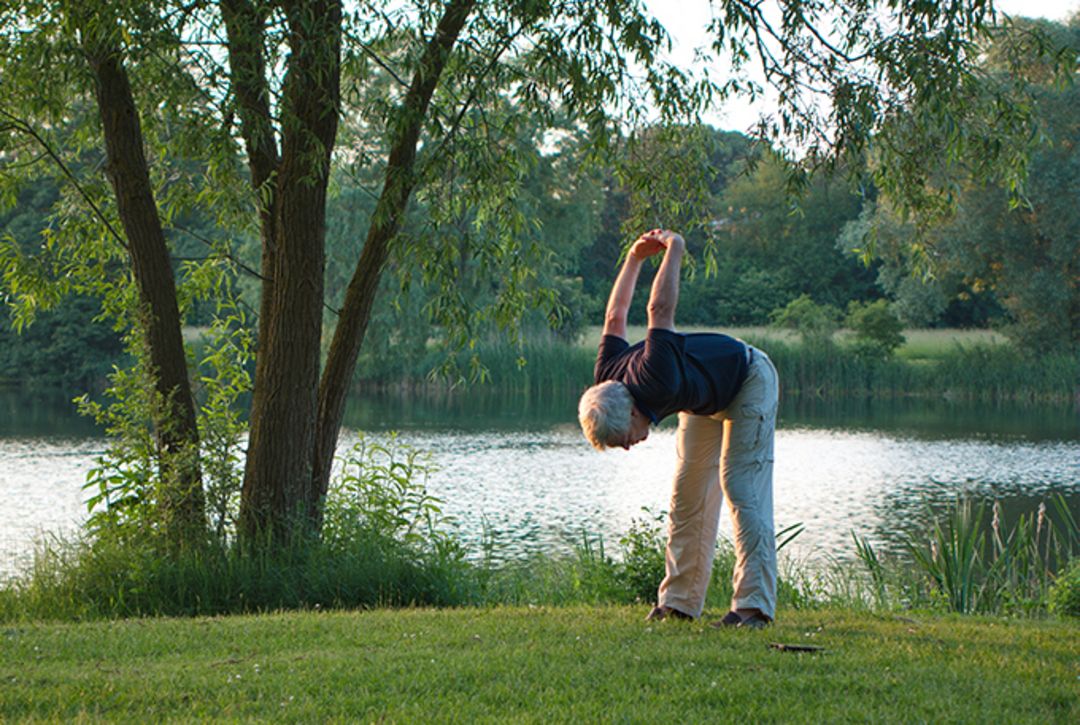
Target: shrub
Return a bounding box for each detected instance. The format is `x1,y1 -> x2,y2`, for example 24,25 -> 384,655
617,509 -> 669,604
1048,559 -> 1080,618
845,299 -> 905,359
770,294 -> 841,345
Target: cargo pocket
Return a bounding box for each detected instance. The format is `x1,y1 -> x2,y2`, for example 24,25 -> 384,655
728,402 -> 768,456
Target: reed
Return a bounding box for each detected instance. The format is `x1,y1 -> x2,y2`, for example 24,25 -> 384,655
356,334 -> 1077,402
852,495 -> 1079,615
758,339 -> 1078,401
355,338 -> 595,392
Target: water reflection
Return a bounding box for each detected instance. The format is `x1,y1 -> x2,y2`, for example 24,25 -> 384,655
0,391 -> 101,438
781,395 -> 1080,442
1,388 -> 1077,575
3,388 -> 1075,441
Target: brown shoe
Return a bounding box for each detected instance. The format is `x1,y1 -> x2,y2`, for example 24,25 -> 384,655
645,605 -> 693,622
709,611 -> 772,629
709,610 -> 744,628
737,612 -> 771,629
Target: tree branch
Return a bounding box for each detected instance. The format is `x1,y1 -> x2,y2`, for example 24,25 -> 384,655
0,109 -> 129,251
313,0 -> 478,508
171,223 -> 341,317
353,38 -> 409,88
420,21 -> 529,178
221,0 -> 281,197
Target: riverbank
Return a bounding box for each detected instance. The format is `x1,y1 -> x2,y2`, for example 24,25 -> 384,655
353,327 -> 1078,403
1,606 -> 1075,721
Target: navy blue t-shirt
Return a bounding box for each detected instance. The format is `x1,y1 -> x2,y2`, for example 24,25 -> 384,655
594,328 -> 749,423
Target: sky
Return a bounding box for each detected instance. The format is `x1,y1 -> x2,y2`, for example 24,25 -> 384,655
642,0 -> 1079,132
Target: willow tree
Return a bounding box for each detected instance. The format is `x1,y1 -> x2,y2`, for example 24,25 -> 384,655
0,0 -> 1061,548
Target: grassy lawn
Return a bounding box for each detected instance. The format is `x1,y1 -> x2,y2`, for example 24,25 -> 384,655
2,606 -> 1076,722
894,328 -> 1007,360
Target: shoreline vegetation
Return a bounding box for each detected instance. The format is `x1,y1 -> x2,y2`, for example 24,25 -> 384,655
352,326 -> 1079,405
2,435 -> 1076,624
1,331 -> 1075,637
2,326 -> 1075,406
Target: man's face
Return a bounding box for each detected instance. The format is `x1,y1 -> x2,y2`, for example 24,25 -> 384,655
614,405 -> 651,450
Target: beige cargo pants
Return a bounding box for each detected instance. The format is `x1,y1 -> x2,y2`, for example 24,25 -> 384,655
657,348 -> 779,620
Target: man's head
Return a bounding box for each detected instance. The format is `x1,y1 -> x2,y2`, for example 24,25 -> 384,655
578,381 -> 651,450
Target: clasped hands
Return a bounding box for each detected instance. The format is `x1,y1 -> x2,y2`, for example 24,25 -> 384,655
629,228 -> 685,261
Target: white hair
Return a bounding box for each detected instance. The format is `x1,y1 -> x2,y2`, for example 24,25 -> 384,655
578,380 -> 633,451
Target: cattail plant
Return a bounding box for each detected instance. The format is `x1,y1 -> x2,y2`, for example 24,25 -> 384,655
856,495 -> 1078,615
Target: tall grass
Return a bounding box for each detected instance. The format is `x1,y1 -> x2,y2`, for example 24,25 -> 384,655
356,337 -> 596,392
759,339 -> 1078,401
0,511 -> 800,622
0,529 -> 471,621
356,331 -> 1077,402
4,495 -> 1075,622
853,495 -> 1079,615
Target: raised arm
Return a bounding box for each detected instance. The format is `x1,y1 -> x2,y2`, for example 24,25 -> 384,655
645,230 -> 685,332
602,229 -> 666,339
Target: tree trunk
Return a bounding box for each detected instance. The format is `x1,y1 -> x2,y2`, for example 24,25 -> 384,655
221,0 -> 280,319
310,0 -> 478,524
86,44 -> 204,545
237,0 -> 342,543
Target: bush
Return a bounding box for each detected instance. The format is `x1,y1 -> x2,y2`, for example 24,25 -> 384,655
616,510 -> 669,604
845,299 -> 905,359
0,434 -> 472,621
770,294 -> 841,345
1048,559 -> 1080,618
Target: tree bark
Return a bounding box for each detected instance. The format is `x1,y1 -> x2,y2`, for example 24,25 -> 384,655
236,0 -> 343,543
85,44 -> 205,545
310,0 -> 478,524
221,0 -> 281,318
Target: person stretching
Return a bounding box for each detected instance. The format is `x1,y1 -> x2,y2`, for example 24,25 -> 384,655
577,228 -> 780,628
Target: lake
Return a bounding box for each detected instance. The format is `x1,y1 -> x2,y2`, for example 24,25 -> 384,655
1,389 -> 1078,577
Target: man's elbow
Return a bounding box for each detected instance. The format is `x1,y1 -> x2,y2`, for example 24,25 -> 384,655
647,301 -> 674,322
604,309 -> 628,327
